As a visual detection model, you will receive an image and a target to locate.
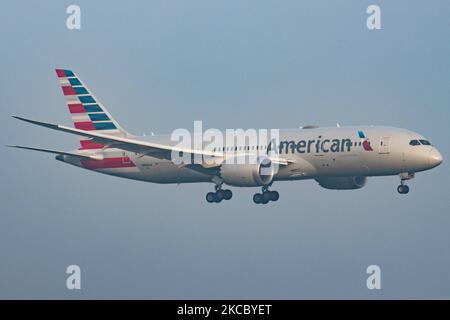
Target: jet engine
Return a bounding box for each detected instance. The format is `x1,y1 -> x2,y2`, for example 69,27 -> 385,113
220,157 -> 274,187
315,176 -> 367,190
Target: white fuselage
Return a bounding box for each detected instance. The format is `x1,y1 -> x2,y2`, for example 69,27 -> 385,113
58,126 -> 442,186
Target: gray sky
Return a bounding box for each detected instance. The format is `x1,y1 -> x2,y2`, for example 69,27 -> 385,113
0,0 -> 449,298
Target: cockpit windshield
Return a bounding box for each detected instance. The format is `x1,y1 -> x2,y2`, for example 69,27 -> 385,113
409,139 -> 432,146
419,139 -> 431,145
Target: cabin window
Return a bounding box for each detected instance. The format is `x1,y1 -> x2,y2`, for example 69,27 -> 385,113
409,140 -> 420,146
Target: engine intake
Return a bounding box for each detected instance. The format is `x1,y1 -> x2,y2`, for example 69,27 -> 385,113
220,157 -> 274,187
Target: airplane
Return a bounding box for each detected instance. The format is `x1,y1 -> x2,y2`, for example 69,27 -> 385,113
8,69 -> 443,204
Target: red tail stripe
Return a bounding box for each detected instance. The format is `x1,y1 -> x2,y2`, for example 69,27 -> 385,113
79,140 -> 105,150
74,121 -> 95,130
62,86 -> 76,95
56,69 -> 66,78
68,104 -> 86,114
81,157 -> 136,169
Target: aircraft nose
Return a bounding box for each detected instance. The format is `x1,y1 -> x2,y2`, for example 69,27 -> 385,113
429,148 -> 443,168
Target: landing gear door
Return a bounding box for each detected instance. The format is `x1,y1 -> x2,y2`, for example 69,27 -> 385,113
378,137 -> 391,154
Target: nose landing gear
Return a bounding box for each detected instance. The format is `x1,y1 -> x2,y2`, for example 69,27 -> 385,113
397,172 -> 414,194
397,184 -> 410,194
206,184 -> 233,203
253,185 -> 279,204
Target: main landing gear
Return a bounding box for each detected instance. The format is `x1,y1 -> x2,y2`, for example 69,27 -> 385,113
253,185 -> 279,204
206,185 -> 232,203
397,172 -> 414,194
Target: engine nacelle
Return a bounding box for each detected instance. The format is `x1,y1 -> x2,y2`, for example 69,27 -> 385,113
220,157 -> 274,187
315,176 -> 367,190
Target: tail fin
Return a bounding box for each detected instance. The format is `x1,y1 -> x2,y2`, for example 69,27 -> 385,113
55,69 -> 129,150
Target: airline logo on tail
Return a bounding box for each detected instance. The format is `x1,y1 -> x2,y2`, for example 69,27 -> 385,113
55,69 -> 124,150
358,130 -> 373,151
55,69 -> 136,168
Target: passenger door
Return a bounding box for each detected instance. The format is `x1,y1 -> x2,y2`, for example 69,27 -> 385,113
378,137 -> 391,154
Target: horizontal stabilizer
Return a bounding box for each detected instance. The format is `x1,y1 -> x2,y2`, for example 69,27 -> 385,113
11,115 -> 206,157
6,145 -> 103,160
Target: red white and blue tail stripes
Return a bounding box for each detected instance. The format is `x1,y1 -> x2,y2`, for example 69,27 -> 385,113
55,69 -> 126,150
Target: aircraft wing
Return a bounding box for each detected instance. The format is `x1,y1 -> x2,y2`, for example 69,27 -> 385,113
12,115 -> 292,167
7,145 -> 103,160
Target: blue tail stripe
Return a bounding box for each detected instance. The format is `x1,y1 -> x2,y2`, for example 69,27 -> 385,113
69,78 -> 82,86
94,122 -> 117,130
89,113 -> 110,121
79,96 -> 96,104
83,104 -> 102,112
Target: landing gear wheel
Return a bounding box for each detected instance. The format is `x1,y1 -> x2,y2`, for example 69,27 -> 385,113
253,193 -> 263,204
269,190 -> 279,201
262,191 -> 271,204
397,185 -> 410,194
206,187 -> 233,203
253,185 -> 280,204
215,189 -> 225,201
397,173 -> 414,195
223,189 -> 232,200
206,192 -> 216,203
